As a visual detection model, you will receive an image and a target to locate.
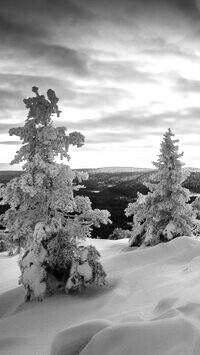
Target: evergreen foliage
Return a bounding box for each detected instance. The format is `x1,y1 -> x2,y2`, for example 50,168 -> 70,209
108,228 -> 132,240
191,196 -> 200,235
0,87 -> 111,300
125,129 -> 195,247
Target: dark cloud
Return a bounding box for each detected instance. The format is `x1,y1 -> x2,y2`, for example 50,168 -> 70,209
162,0 -> 198,15
76,0 -> 200,27
0,0 -> 199,43
40,0 -> 96,23
86,131 -> 144,144
90,60 -> 156,84
141,0 -> 198,14
0,15 -> 44,45
174,76 -> 200,93
0,0 -> 198,43
0,6 -> 91,78
62,86 -> 132,110
142,37 -> 196,62
0,74 -> 80,121
65,109 -> 164,131
30,43 -> 90,77
0,123 -> 19,134
0,88 -> 23,111
0,0 -> 106,25
64,106 -> 200,142
1,42 -> 90,78
0,74 -> 76,96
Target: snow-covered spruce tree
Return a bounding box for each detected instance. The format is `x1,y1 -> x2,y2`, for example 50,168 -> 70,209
191,196 -> 200,235
0,87 -> 111,301
125,128 -> 195,247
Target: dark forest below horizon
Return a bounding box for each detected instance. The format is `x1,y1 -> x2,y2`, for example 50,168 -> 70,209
0,167 -> 200,238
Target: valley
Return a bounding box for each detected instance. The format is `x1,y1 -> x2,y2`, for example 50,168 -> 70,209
0,167 -> 200,238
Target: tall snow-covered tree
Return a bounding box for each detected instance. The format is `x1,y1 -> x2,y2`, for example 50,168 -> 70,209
0,87 -> 111,300
125,128 -> 195,247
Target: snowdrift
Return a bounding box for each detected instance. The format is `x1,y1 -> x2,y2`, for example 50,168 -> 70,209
1,236 -> 200,354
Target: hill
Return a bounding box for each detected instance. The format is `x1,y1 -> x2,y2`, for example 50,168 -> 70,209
76,167 -> 153,174
0,171 -> 23,184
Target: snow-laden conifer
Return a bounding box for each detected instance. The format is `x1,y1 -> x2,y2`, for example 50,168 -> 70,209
125,128 -> 195,247
0,87 -> 111,300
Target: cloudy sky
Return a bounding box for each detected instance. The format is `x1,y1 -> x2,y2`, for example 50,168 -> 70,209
1,0 -> 200,169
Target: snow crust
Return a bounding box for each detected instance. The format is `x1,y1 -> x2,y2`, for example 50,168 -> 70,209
1,236 -> 200,354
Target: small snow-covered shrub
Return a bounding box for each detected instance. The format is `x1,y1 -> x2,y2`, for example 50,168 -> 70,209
0,87 -> 111,301
65,245 -> 106,293
108,228 -> 132,240
19,247 -> 47,301
19,224 -> 106,300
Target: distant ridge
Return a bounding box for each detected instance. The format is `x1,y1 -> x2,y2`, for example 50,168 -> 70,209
0,166 -> 152,174
0,164 -> 199,173
76,167 -> 154,173
0,163 -> 22,171
0,170 -> 23,184
185,167 -> 200,172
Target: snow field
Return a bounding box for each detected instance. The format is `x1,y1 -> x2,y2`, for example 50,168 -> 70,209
1,237 -> 200,354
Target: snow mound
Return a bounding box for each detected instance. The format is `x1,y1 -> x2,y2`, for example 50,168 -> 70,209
153,297 -> 178,315
0,336 -> 32,354
79,317 -> 200,355
50,319 -> 111,355
177,303 -> 200,321
2,236 -> 200,354
184,255 -> 200,272
0,287 -> 24,318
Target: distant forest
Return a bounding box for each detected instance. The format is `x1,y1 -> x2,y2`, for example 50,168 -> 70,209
0,168 -> 200,238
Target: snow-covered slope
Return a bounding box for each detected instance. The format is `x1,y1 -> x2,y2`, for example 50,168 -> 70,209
1,237 -> 200,354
